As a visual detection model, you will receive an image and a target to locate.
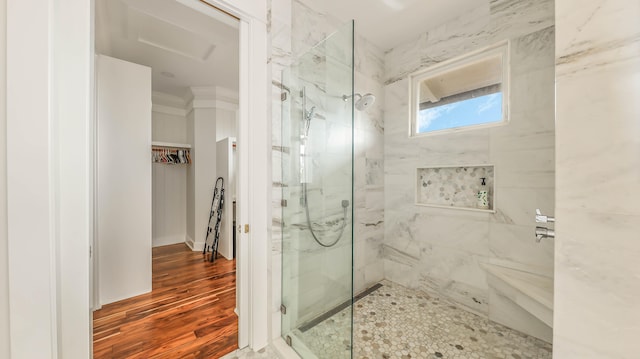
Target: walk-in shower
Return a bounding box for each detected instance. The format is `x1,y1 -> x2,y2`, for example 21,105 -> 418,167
280,1 -> 555,358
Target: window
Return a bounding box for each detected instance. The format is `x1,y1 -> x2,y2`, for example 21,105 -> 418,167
409,42 -> 509,136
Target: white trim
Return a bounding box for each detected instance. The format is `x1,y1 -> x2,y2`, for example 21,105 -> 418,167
151,141 -> 192,149
152,235 -> 187,248
272,337 -> 303,359
236,18 -> 251,349
197,0 -> 267,24
152,104 -> 188,117
244,16 -> 270,350
189,3 -> 270,350
190,86 -> 240,103
187,99 -> 239,112
175,0 -> 241,29
152,91 -> 187,108
6,1 -> 59,357
409,119 -> 509,138
408,41 -> 510,138
184,234 -> 205,251
413,203 -> 497,214
184,86 -> 240,113
54,0 -> 94,357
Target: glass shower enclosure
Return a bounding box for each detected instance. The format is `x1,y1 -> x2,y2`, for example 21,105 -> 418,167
281,21 -> 355,358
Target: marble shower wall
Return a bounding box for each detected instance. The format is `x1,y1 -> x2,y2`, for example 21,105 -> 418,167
383,0 -> 555,332
269,0 -> 385,339
554,0 -> 640,357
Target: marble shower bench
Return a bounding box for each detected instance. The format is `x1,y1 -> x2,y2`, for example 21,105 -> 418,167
482,263 -> 554,343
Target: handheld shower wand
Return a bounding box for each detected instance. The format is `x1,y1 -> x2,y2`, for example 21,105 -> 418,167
300,87 -> 348,248
303,106 -> 316,138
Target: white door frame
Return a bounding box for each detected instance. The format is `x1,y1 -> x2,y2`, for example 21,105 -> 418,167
6,0 -> 270,357
197,0 -> 271,350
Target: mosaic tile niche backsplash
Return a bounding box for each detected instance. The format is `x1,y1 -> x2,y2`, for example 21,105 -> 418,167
417,166 -> 494,210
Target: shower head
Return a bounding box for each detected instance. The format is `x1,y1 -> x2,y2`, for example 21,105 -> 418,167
355,93 -> 376,111
342,93 -> 376,111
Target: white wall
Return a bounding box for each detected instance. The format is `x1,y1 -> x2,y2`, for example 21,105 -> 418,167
152,164 -> 187,247
0,0 -> 9,356
53,0 -> 93,355
186,110 -> 196,245
554,0 -> 640,357
186,106 -> 218,250
152,111 -> 187,142
184,88 -> 238,252
216,137 -> 236,259
152,109 -> 188,247
216,109 -> 237,140
7,0 -> 93,356
97,55 -> 152,305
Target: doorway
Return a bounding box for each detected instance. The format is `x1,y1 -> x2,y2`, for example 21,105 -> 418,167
92,0 -> 242,357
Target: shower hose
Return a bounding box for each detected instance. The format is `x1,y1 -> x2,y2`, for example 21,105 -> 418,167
301,182 -> 348,247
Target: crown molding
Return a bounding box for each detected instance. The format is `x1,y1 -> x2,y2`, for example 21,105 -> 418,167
152,104 -> 188,117
184,86 -> 239,113
151,91 -> 188,116
152,91 -> 186,107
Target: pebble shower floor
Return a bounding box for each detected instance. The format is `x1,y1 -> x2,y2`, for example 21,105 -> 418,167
297,280 -> 552,359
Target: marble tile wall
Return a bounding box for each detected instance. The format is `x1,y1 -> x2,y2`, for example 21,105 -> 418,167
553,0 -> 640,357
383,0 -> 555,341
268,0 -> 385,341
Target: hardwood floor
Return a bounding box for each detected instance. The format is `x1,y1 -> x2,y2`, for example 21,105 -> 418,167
93,243 -> 238,359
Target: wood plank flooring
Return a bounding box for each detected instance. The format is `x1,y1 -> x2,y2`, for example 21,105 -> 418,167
93,243 -> 238,359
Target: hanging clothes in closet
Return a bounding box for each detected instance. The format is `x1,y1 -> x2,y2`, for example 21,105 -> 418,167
152,146 -> 191,164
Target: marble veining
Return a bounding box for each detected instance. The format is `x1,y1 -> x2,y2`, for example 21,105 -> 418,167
384,0 -> 553,85
384,0 -> 555,343
553,0 -> 640,357
555,0 -> 640,76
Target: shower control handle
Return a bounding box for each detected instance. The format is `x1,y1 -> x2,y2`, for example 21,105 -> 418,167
535,209 -> 555,223
535,226 -> 555,242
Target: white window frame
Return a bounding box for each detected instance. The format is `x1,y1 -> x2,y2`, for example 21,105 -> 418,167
408,41 -> 510,138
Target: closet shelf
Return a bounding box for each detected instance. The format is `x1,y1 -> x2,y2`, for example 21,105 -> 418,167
151,141 -> 191,149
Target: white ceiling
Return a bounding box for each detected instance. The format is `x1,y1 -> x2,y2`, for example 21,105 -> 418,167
303,0 -> 482,51
96,0 -> 239,97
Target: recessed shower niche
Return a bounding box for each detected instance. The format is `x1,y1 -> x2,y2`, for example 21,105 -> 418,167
416,165 -> 495,212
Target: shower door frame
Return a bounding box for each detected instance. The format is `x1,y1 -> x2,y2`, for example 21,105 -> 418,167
280,20 -> 356,358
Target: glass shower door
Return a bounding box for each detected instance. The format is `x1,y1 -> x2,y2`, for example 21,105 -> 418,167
281,21 -> 354,358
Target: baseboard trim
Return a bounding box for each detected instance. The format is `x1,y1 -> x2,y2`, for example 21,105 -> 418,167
273,337 -> 304,359
185,235 -> 204,251
152,235 -> 186,248
185,235 -> 195,250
